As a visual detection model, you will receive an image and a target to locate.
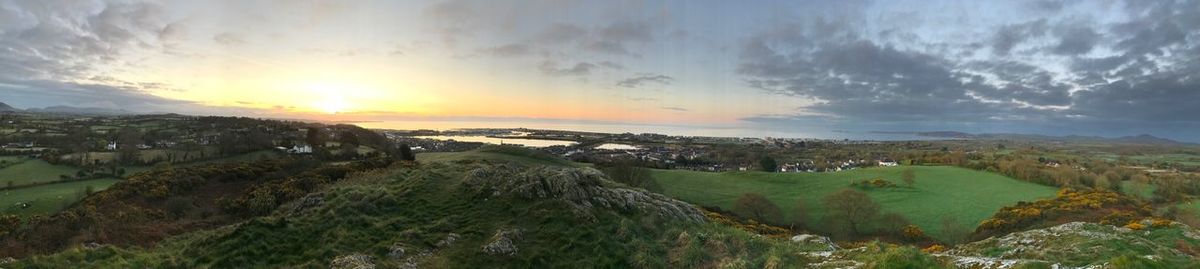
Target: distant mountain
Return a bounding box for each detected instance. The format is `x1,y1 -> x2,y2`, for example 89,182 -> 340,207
0,102 -> 17,112
24,105 -> 134,115
916,131 -> 1191,146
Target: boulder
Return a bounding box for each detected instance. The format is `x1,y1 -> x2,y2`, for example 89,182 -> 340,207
330,253 -> 374,269
481,229 -> 522,256
463,165 -> 705,222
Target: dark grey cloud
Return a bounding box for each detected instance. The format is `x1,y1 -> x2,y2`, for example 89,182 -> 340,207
0,0 -> 252,116
1050,24 -> 1099,55
737,0 -> 1200,139
538,61 -> 597,76
616,74 -> 673,88
991,20 -> 1047,56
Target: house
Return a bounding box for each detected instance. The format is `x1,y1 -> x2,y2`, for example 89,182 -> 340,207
878,159 -> 899,167
106,142 -> 118,151
288,144 -> 313,154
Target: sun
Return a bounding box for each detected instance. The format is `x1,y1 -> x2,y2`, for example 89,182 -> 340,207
309,83 -> 354,114
317,96 -> 350,114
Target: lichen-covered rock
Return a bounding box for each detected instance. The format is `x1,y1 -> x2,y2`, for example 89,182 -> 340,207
481,229 -> 522,256
463,165 -> 705,222
790,234 -> 837,251
387,243 -> 407,260
290,193 -> 324,216
330,253 -> 375,269
436,233 -> 461,249
948,221 -> 1200,268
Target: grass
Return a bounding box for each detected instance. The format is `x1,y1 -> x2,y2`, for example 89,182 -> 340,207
0,159 -> 81,186
0,178 -> 120,217
652,165 -> 1058,241
1121,180 -> 1157,201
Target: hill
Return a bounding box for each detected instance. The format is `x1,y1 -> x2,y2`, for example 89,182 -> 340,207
9,159 -> 930,268
651,166 -> 1058,242
8,147 -> 1198,268
0,102 -> 16,112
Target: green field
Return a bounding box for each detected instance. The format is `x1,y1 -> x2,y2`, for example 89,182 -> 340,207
0,159 -> 81,186
652,166 -> 1058,241
0,178 -> 120,217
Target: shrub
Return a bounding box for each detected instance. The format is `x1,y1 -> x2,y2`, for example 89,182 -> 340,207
164,197 -> 193,218
901,225 -> 926,242
733,193 -> 783,225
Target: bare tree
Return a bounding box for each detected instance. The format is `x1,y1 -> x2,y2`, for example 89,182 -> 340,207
733,193 -> 783,224
822,188 -> 880,236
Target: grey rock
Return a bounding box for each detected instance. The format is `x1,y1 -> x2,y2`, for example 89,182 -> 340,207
330,253 -> 375,269
463,165 -> 705,222
290,193 -> 324,216
481,229 -> 522,256
436,233 -> 460,249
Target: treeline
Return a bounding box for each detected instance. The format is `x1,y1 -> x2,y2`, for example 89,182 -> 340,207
0,156 -> 397,258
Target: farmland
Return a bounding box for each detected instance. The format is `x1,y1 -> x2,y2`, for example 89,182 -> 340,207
651,165 -> 1059,241
0,178 -> 119,217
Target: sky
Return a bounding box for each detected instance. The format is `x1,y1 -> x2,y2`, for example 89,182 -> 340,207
1,0 -> 1198,141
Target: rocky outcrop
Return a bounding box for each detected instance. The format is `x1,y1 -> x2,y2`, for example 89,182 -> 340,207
330,253 -> 375,269
463,165 -> 705,222
790,234 -> 837,251
947,221 -> 1200,268
481,229 -> 522,256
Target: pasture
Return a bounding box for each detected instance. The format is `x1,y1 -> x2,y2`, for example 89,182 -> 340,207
0,178 -> 120,217
651,165 -> 1058,241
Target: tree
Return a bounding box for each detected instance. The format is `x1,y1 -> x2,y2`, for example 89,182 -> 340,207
822,188 -> 880,236
306,127 -> 326,148
601,162 -> 662,192
340,131 -> 360,147
901,168 -> 916,187
733,193 -> 783,224
398,143 -> 416,161
116,127 -> 143,164
759,156 -> 778,172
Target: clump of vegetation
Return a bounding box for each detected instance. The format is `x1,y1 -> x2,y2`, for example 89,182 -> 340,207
733,192 -> 783,225
853,178 -> 897,189
973,189 -> 1152,240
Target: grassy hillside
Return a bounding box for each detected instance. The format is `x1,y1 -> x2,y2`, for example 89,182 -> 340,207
9,147 -> 1192,268
0,178 -> 119,217
652,166 -> 1058,241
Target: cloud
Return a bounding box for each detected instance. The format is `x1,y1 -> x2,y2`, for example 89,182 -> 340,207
990,20 -> 1048,56
480,43 -> 532,57
616,74 -> 673,88
735,0 -> 1200,137
538,61 -> 597,76
661,106 -> 688,112
213,32 -> 247,46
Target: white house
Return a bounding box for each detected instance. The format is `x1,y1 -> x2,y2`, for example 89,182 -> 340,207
878,159 -> 899,167
288,144 -> 313,154
106,142 -> 118,151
